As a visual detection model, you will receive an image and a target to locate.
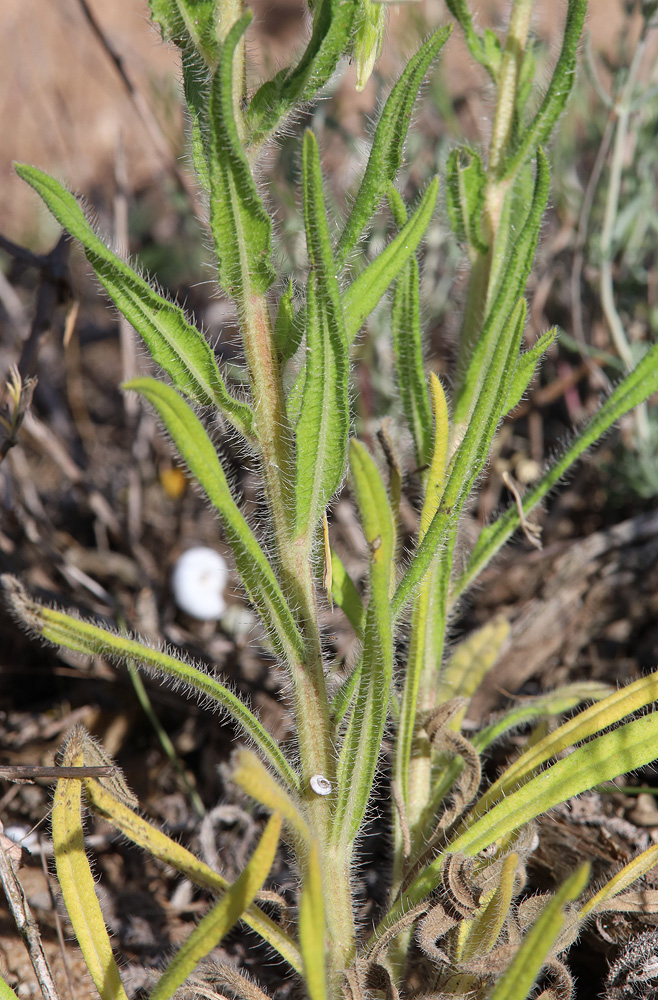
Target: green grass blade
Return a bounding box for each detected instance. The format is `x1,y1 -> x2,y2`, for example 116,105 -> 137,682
147,814 -> 282,1000
53,736 -> 129,1000
15,164 -> 254,436
295,131 -> 350,540
335,26 -> 451,268
124,378 -> 304,664
388,186 -> 434,468
343,178 -> 439,344
332,441 -> 394,845
452,339 -> 658,600
487,865 -> 590,1000
247,0 -> 357,147
2,576 -> 299,792
502,0 -> 588,179
208,14 -> 276,299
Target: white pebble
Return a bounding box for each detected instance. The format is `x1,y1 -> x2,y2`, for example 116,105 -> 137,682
172,547 -> 228,621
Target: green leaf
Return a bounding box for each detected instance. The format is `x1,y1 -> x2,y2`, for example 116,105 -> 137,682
445,0 -> 499,81
445,147 -> 488,255
330,549 -> 365,638
53,736 -> 129,1000
450,713 -> 658,858
0,976 -> 20,1000
2,575 -> 299,792
148,813 -> 282,1000
388,186 -> 434,468
392,297 -> 527,621
149,0 -> 220,66
208,14 -> 276,299
274,280 -> 302,363
502,0 -> 588,178
343,178 -> 439,344
295,131 -> 350,540
298,841 -> 328,1000
15,164 -> 253,436
487,865 -> 590,1000
124,378 -> 304,667
453,149 -> 550,427
351,0 -> 387,92
335,26 -> 451,268
247,0 -> 358,147
452,338 -> 658,600
332,441 -> 394,846
82,775 -> 301,972
503,326 -> 557,415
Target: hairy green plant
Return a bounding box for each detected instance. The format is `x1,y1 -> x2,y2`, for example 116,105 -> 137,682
5,2 -> 658,999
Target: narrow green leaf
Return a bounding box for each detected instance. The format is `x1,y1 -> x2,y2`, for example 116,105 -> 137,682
457,852 -> 518,963
15,164 -> 253,436
148,813 -> 282,1000
330,550 -> 365,638
478,670 -> 658,814
53,735 -> 129,1000
0,976 -> 20,1000
124,378 -> 304,666
579,841 -> 658,921
82,776 -> 301,972
445,147 -> 488,255
449,713 -> 658,858
332,441 -> 394,845
299,841 -> 328,1000
247,0 -> 358,147
149,0 -> 219,66
452,339 -> 658,600
446,0 -> 499,81
274,280 -> 301,363
453,149 -> 550,427
2,576 -> 299,792
502,0 -> 588,179
436,615 -> 510,723
335,26 -> 451,267
487,865 -> 590,1000
232,749 -> 309,843
388,186 -> 434,468
343,178 -> 439,344
392,297 -> 527,621
208,14 -> 276,298
295,131 -> 350,539
503,326 -> 557,415
330,657 -> 362,729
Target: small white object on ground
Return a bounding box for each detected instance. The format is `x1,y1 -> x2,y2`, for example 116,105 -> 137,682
172,547 -> 228,621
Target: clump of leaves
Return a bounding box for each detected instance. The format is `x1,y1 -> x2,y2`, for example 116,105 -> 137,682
4,1 -> 658,999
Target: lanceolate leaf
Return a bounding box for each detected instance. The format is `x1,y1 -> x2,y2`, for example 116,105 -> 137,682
388,186 -> 434,468
247,0 -> 358,147
148,814 -> 282,1000
53,735 -> 129,1000
15,164 -> 253,436
453,149 -> 550,426
2,575 -> 299,792
299,841 -> 328,1000
503,326 -> 557,415
343,178 -> 439,344
445,0 -> 500,81
335,26 -> 451,268
208,14 -> 276,299
124,378 -> 304,667
452,338 -> 658,600
445,147 -> 488,256
82,777 -> 302,972
487,865 -> 590,1000
274,280 -> 302,363
332,442 -> 394,846
502,0 -> 588,179
149,0 -> 219,67
295,131 -> 349,540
